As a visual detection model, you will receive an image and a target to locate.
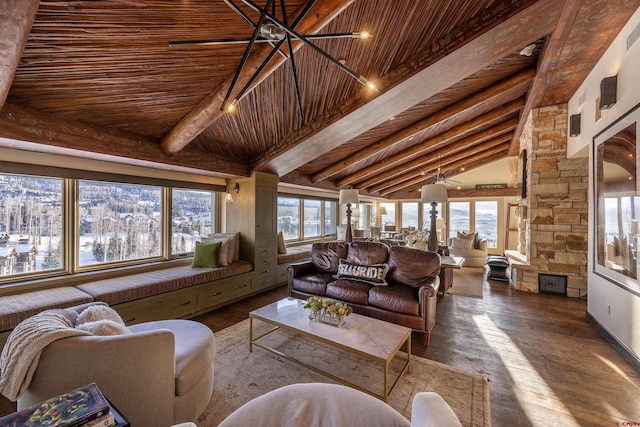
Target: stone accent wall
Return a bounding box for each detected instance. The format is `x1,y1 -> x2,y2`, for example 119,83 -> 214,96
516,104 -> 589,298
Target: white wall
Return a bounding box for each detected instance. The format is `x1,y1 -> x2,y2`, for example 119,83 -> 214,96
567,6 -> 640,360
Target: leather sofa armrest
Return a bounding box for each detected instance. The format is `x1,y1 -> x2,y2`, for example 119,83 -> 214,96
417,276 -> 440,334
287,261 -> 317,295
288,260 -> 316,278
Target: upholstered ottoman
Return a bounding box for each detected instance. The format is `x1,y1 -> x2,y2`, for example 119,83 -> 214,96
487,256 -> 509,281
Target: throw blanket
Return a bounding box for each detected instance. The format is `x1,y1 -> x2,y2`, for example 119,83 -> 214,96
0,309 -> 91,401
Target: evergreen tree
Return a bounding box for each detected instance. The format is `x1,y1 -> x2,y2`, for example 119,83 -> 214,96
92,241 -> 105,263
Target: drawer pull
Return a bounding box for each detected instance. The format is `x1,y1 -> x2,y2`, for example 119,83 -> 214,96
237,284 -> 248,289
211,291 -> 223,297
181,301 -> 192,306
263,269 -> 270,273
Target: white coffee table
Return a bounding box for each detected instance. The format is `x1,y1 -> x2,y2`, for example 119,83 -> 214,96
249,297 -> 411,401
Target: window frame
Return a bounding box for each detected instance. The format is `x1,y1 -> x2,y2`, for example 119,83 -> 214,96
0,162 -> 224,285
278,193 -> 338,242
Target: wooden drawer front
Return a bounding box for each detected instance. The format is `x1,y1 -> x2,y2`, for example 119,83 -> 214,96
199,275 -> 253,310
116,288 -> 198,325
277,264 -> 289,284
257,238 -> 276,250
253,254 -> 278,272
255,252 -> 276,289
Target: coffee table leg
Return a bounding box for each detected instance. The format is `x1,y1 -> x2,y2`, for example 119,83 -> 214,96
249,316 -> 254,352
407,335 -> 411,373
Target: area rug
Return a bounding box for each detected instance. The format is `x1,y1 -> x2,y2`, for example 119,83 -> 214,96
197,319 -> 491,427
446,267 -> 485,298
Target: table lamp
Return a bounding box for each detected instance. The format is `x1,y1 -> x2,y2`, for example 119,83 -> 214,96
421,183 -> 448,252
339,189 -> 360,243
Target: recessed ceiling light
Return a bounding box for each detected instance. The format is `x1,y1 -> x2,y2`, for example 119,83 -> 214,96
389,116 -> 395,121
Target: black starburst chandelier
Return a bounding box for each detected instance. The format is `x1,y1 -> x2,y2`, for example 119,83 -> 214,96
169,0 -> 376,119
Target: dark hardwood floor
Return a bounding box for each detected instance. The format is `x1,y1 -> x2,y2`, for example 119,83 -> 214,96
194,270 -> 640,427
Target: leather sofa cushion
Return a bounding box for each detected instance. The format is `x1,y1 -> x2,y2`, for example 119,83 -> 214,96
326,279 -> 372,305
387,246 -> 440,286
311,242 -> 349,273
368,284 -> 420,316
347,241 -> 389,265
291,273 -> 333,296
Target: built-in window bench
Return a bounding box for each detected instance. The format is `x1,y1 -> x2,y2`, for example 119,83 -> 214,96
0,261 -> 254,350
277,243 -> 313,284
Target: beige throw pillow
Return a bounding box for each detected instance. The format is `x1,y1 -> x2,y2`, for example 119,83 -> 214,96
209,232 -> 240,261
277,231 -> 287,254
201,237 -> 230,266
451,237 -> 474,250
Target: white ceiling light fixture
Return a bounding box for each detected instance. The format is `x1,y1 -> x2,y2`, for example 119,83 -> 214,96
519,43 -> 536,56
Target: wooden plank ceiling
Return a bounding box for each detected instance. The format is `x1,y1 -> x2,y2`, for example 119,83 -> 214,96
1,0 -> 639,197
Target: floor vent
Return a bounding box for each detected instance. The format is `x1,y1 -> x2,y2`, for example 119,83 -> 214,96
538,274 -> 567,295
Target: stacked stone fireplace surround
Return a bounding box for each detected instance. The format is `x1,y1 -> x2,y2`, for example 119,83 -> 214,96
511,104 -> 589,298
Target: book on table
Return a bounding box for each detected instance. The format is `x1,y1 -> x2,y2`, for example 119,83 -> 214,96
0,382 -> 110,427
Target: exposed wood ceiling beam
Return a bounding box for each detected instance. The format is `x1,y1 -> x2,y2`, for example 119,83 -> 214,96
385,143 -> 511,196
336,98 -> 524,188
372,133 -> 514,195
363,129 -> 515,192
311,67 -> 535,183
508,0 -> 584,155
159,0 -> 355,156
0,104 -> 249,178
0,0 -> 39,110
253,0 -> 563,176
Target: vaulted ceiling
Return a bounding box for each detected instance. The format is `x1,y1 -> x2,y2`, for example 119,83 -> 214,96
1,0 -> 638,198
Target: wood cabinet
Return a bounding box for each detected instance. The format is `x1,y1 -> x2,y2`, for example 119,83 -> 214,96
113,271 -> 255,325
226,172 -> 279,292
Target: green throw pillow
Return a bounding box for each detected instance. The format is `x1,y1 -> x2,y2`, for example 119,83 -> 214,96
192,241 -> 222,268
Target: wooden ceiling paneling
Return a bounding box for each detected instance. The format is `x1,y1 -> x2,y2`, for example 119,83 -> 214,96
2,0 -> 639,188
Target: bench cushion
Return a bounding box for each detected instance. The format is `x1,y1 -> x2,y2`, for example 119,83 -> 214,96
0,287 -> 93,331
277,244 -> 312,265
76,262 -> 252,306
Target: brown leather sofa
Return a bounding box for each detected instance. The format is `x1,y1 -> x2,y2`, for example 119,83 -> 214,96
288,241 -> 441,346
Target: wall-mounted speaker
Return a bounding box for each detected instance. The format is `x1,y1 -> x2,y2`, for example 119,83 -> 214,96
599,75 -> 617,110
569,113 -> 581,136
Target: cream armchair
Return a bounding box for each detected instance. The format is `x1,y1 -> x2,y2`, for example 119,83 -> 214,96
447,232 -> 488,267
17,302 -> 215,427
218,383 -> 462,427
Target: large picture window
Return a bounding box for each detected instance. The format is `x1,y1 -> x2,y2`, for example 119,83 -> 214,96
78,181 -> 162,267
277,197 -> 300,240
594,103 -> 640,291
401,202 -> 419,229
171,189 -> 215,255
0,168 -> 222,284
475,201 -> 498,248
449,201 -> 470,238
0,174 -> 64,278
278,196 -> 337,241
